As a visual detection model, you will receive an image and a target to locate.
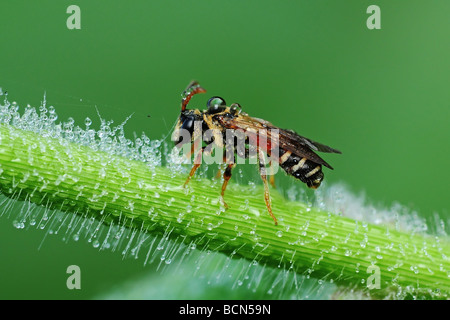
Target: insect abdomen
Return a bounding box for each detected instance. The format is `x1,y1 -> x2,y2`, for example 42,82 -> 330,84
278,148 -> 324,189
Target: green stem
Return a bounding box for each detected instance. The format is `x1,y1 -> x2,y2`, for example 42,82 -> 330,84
0,123 -> 449,298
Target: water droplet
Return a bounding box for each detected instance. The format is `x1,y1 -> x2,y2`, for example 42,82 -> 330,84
276,231 -> 283,238
410,265 -> 420,274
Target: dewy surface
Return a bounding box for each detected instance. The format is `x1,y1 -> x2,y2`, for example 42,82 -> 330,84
0,90 -> 449,299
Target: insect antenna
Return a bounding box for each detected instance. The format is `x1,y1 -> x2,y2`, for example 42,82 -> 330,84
181,80 -> 206,112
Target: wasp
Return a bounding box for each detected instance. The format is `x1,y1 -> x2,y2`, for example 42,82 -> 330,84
172,81 -> 341,225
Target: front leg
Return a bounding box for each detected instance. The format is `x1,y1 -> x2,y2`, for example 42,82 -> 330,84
184,146 -> 205,187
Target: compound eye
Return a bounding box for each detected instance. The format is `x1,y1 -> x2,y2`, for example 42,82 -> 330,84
207,96 -> 227,114
229,103 -> 242,115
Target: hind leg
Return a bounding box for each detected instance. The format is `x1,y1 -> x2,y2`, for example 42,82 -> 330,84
258,148 -> 278,225
268,160 -> 276,188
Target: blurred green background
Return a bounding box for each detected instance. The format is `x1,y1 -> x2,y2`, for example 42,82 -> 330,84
0,1 -> 449,299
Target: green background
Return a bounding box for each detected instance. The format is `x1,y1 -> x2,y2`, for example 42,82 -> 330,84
0,1 -> 449,299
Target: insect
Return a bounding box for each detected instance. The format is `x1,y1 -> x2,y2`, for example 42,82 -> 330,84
172,81 -> 341,225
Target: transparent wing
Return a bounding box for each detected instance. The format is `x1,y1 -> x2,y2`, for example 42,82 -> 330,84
216,113 -> 341,169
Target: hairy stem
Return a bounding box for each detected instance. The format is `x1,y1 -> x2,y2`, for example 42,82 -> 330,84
0,123 -> 449,298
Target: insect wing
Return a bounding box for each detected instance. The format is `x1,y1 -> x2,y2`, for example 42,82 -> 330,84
217,114 -> 339,169
281,129 -> 342,154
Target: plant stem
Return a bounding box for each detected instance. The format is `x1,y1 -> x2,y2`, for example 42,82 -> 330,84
0,123 -> 449,298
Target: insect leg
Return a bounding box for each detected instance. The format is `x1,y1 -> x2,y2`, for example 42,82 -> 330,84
268,160 -> 276,188
219,146 -> 237,208
184,143 -> 195,161
215,152 -> 229,179
184,146 -> 205,187
220,163 -> 235,209
215,167 -> 222,179
258,148 -> 278,225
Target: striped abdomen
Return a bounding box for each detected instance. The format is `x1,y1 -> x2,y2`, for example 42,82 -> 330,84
278,148 -> 324,189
